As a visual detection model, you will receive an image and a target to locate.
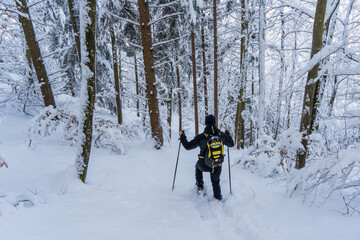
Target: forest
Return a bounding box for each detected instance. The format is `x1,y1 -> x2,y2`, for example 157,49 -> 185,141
0,0 -> 360,238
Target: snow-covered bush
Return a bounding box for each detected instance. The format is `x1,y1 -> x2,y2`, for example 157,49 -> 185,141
276,128 -> 304,173
287,144 -> 360,215
235,130 -> 305,177
27,106 -> 144,154
236,134 -> 279,177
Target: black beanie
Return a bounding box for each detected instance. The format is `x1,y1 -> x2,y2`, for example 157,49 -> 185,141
205,114 -> 216,126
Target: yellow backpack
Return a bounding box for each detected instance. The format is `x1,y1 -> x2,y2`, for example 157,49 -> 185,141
205,135 -> 224,171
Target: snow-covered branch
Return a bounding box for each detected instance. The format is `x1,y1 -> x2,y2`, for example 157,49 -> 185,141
152,34 -> 188,48
149,1 -> 178,8
148,12 -> 183,26
106,11 -> 140,26
294,43 -> 342,82
269,2 -> 314,19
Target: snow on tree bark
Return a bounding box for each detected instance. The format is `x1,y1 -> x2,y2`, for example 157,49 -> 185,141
274,6 -> 286,140
75,0 -> 97,183
16,0 -> 56,108
258,0 -> 266,138
67,0 -> 81,63
138,0 -> 163,148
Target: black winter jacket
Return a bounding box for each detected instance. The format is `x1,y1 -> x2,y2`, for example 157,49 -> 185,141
180,125 -> 235,171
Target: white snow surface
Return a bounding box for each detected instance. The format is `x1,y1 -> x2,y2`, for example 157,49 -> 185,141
0,112 -> 360,240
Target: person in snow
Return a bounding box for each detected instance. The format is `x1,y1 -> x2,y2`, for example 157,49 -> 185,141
179,114 -> 234,200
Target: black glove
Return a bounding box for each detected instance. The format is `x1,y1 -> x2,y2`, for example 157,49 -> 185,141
225,130 -> 231,135
179,130 -> 186,140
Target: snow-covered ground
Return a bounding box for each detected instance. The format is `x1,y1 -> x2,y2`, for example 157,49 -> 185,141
0,112 -> 359,240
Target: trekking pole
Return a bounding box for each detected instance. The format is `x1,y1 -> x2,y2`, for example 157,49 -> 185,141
227,146 -> 232,195
172,140 -> 182,191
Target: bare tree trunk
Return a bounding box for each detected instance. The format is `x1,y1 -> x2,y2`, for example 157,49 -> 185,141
191,28 -> 199,136
213,0 -> 218,124
134,54 -> 140,118
110,27 -> 122,125
167,88 -> 173,139
201,19 -> 208,116
235,93 -> 245,149
138,0 -> 163,147
176,55 -> 182,132
75,0 -> 96,183
16,0 -> 56,108
67,0 -> 81,62
296,0 -> 328,169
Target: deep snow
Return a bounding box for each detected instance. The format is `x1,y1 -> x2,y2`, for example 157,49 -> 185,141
0,112 -> 359,240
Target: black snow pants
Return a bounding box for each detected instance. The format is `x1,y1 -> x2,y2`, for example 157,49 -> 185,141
195,161 -> 222,200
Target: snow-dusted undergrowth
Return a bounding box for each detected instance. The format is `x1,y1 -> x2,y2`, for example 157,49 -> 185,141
27,105 -> 144,154
233,128 -> 360,215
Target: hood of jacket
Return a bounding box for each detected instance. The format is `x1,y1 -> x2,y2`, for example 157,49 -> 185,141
203,125 -> 220,135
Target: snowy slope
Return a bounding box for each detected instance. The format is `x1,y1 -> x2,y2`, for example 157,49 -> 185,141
0,113 -> 359,240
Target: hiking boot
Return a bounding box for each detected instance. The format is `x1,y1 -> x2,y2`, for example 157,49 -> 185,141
197,186 -> 206,197
214,194 -> 223,201
196,181 -> 204,190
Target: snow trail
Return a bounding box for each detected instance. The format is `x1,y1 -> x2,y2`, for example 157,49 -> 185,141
0,113 -> 359,240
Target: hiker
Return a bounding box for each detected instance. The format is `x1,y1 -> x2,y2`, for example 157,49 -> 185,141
179,114 -> 234,200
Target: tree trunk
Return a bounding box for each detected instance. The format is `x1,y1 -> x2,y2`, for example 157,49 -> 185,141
258,0 -> 266,138
287,32 -> 298,129
250,67 -> 255,146
201,19 -> 208,116
75,0 -> 96,183
23,48 -> 35,112
213,0 -> 218,124
167,88 -> 173,139
176,55 -> 182,132
274,7 -> 285,140
25,48 -> 35,85
235,0 -> 247,149
110,27 -> 122,125
67,0 -> 81,62
191,28 -> 199,136
296,0 -> 328,170
138,0 -> 163,148
328,0 -> 354,116
134,54 -> 140,118
327,76 -> 338,116
16,0 -> 56,108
